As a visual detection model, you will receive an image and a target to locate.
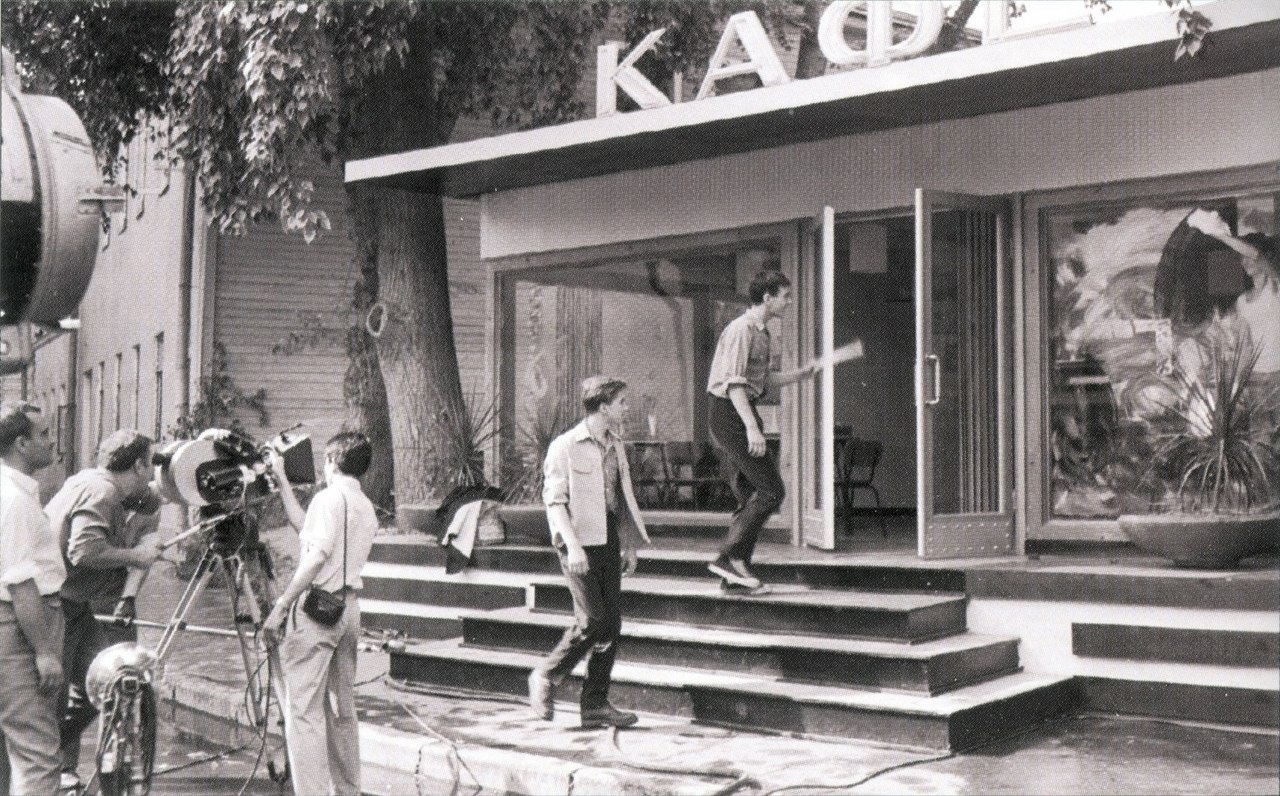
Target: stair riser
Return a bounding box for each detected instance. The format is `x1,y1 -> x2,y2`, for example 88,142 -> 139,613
693,679 -> 1082,751
369,542 -> 447,567
388,653 -> 695,718
532,584 -> 966,642
361,577 -> 525,610
370,543 -> 966,592
640,560 -> 966,593
363,611 -> 462,641
463,618 -> 1020,694
389,650 -> 1064,751
1078,677 -> 1279,729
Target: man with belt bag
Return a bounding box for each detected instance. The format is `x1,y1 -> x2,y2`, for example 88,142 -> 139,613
264,431 -> 377,796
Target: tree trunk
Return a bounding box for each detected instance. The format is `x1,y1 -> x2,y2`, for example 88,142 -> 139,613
368,187 -> 466,506
337,9 -> 468,510
793,0 -> 829,80
929,0 -> 982,55
342,186 -> 394,516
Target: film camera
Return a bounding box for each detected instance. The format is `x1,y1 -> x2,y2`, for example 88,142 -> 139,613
151,427 -> 316,558
152,427 -> 316,508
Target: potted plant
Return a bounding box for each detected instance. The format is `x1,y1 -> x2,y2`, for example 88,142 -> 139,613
1117,338 -> 1279,568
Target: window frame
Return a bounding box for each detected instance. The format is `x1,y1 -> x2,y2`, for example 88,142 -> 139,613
1022,162 -> 1280,542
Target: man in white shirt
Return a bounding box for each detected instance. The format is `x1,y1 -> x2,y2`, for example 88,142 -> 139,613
1,401 -> 64,796
264,431 -> 378,796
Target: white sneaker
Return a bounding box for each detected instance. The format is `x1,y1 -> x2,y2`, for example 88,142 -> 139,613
708,557 -> 762,589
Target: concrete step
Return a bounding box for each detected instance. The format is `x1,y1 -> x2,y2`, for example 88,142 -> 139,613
1070,622 -> 1280,729
368,538 -> 967,592
360,599 -> 466,640
533,576 -> 968,642
464,606 -> 1020,695
360,562 -> 528,610
389,639 -> 1079,751
1077,676 -> 1279,730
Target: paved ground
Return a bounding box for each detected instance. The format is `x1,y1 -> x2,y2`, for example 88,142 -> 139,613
112,527 -> 1278,796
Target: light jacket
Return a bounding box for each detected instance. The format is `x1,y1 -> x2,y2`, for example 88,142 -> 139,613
542,420 -> 650,548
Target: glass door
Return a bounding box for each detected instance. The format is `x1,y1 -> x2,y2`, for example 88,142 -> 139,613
915,190 -> 1015,558
799,207 -> 837,550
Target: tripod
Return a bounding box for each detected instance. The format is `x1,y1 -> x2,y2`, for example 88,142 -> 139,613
154,515 -> 290,781
87,512 -> 290,795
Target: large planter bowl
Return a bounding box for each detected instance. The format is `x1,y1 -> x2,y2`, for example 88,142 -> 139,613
1118,510 -> 1280,568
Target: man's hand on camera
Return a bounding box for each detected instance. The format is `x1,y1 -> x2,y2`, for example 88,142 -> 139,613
131,536 -> 163,568
267,450 -> 291,488
112,596 -> 137,624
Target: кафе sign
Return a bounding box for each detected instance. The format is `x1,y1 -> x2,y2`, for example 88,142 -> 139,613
597,0 -> 1070,116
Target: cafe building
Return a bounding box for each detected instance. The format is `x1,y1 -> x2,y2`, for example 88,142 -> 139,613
349,0 -> 1280,560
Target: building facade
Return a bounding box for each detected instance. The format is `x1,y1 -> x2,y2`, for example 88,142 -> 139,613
348,0 -> 1280,555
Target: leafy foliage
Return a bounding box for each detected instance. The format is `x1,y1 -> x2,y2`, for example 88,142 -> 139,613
427,385 -> 499,493
169,341 -> 269,440
1,1 -> 175,178
502,405 -> 567,505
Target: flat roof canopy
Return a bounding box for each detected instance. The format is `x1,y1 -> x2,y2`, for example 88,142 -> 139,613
346,1 -> 1280,198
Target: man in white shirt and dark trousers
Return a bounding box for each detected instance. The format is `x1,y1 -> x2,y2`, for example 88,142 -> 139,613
0,401 -> 64,796
528,376 -> 651,728
705,271 -> 818,595
265,431 -> 378,796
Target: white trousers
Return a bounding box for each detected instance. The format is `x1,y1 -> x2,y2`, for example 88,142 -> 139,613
280,597 -> 360,796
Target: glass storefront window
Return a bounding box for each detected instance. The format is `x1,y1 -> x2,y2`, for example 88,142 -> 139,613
500,238 -> 783,509
1047,189 -> 1279,519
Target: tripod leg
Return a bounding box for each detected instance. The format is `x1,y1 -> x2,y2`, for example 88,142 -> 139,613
153,547 -> 221,665
224,557 -> 291,786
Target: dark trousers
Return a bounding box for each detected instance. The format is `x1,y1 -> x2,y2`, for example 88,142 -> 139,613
60,599 -> 135,774
708,396 -> 785,564
537,513 -> 621,710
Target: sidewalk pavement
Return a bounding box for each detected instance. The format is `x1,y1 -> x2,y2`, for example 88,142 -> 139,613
133,527 -> 1279,795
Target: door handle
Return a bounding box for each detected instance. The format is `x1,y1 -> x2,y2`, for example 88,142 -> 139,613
925,354 -> 941,406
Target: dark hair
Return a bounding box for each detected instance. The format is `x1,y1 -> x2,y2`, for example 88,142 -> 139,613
0,401 -> 39,456
582,377 -> 627,413
326,431 -> 372,477
1242,232 -> 1280,279
97,429 -> 154,472
748,270 -> 791,305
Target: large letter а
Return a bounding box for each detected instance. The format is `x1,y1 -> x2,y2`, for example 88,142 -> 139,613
696,12 -> 791,101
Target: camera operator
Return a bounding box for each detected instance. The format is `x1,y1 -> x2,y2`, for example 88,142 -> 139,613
263,431 -> 377,796
1,402 -> 64,796
44,429 -> 164,793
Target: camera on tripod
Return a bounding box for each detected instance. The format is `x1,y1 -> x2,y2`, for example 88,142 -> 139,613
152,426 -> 316,509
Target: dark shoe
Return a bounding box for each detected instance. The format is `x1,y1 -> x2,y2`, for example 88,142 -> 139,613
528,670 -> 554,720
720,581 -> 774,596
580,703 -> 639,729
708,556 -> 763,589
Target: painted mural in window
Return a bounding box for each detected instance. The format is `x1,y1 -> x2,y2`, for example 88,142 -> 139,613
1048,189 -> 1279,519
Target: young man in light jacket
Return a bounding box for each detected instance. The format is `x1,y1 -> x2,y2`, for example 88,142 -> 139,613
528,376 -> 650,728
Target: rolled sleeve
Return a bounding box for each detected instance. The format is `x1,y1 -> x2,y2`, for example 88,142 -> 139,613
707,320 -> 757,398
65,512 -> 112,567
0,560 -> 42,591
542,437 -> 570,508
